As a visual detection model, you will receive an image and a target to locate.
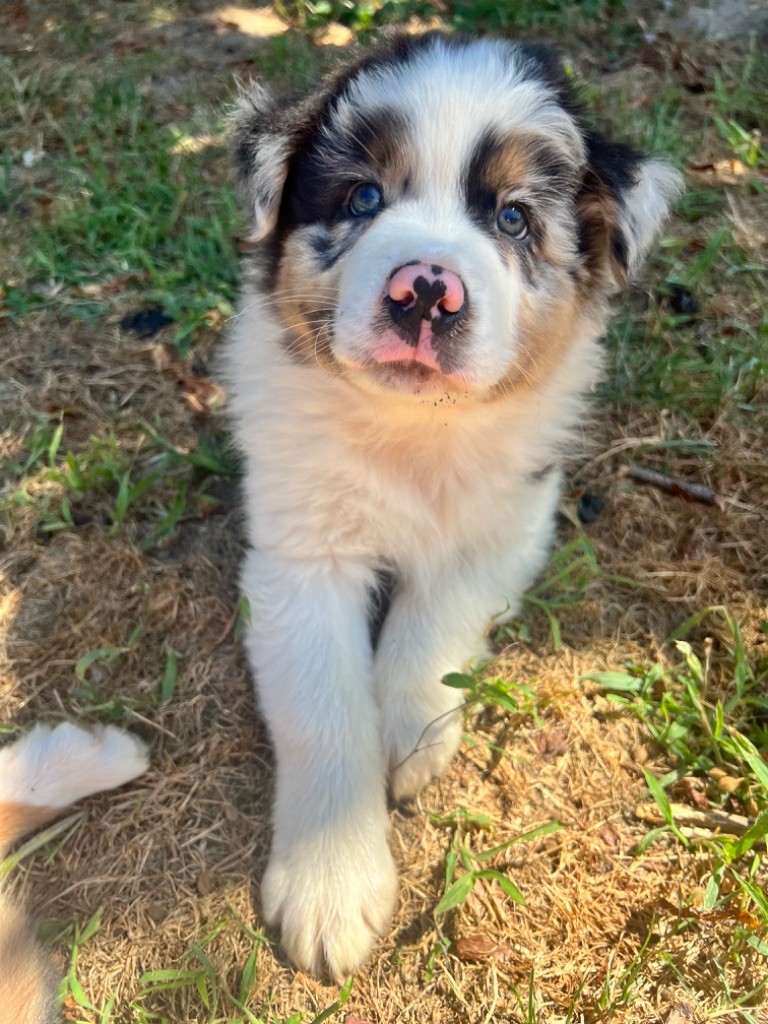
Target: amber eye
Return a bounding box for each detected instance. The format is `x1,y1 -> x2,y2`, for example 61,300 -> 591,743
497,204 -> 529,240
348,183 -> 383,217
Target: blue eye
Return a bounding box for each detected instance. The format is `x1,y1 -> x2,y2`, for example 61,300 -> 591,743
348,183 -> 383,218
497,204 -> 529,240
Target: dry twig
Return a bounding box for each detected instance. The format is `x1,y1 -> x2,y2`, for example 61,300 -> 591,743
621,463 -> 718,505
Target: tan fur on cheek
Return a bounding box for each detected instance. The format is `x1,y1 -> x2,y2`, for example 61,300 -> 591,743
488,280 -> 605,400
274,234 -> 339,369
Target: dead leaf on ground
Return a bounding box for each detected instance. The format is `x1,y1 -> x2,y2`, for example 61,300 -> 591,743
666,1002 -> 695,1024
177,372 -> 226,416
687,158 -> 751,184
453,933 -> 512,962
670,775 -> 710,811
76,271 -> 148,299
598,822 -> 622,851
536,728 -> 568,760
206,6 -> 287,38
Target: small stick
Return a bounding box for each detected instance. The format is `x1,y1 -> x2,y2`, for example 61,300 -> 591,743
636,802 -> 749,835
621,463 -> 718,505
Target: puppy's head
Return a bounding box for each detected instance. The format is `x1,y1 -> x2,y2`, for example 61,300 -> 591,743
234,33 -> 681,402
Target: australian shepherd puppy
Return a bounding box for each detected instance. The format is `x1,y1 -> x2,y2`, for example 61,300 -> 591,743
0,724 -> 148,1024
227,31 -> 681,978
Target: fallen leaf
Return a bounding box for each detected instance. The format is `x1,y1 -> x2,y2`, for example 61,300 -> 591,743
536,729 -> 568,760
77,271 -> 147,298
177,373 -> 226,416
688,158 -> 750,184
670,775 -> 709,811
208,6 -> 287,37
454,933 -> 511,962
598,823 -> 622,851
666,1002 -> 695,1024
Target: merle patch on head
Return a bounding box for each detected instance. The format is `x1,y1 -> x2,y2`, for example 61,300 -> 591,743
307,223 -> 367,272
280,107 -> 407,228
462,130 -> 576,292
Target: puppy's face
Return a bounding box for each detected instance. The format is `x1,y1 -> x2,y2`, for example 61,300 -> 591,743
236,35 -> 680,403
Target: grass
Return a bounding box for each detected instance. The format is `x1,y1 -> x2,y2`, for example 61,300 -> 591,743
5,75 -> 240,347
2,415 -> 239,552
591,609 -> 768,950
1,1 -> 767,1022
585,616 -> 768,1018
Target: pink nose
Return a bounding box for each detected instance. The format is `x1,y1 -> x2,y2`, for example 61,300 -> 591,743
387,262 -> 465,317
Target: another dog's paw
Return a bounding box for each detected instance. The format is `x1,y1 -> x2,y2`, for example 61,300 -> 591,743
386,711 -> 463,803
0,723 -> 149,808
261,835 -> 397,978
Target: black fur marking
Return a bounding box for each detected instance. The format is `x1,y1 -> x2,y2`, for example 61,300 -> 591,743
307,223 -> 364,271
576,131 -> 644,282
517,44 -> 583,120
610,229 -> 629,274
368,568 -> 398,649
584,131 -> 642,199
463,129 -> 501,233
281,107 -> 407,228
308,230 -> 336,269
462,129 -> 575,284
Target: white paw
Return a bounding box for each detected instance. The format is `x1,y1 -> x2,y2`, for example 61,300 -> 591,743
0,723 -> 149,808
386,709 -> 463,803
262,833 -> 397,979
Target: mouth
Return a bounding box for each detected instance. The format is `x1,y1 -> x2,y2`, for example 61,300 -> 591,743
357,359 -> 469,397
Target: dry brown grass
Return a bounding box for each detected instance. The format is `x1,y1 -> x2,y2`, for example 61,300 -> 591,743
1,3 -> 767,1023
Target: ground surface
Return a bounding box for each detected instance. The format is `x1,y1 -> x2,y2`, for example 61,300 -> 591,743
0,2 -> 767,1023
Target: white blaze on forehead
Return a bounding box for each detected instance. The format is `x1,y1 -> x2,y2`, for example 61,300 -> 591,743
335,39 -> 586,194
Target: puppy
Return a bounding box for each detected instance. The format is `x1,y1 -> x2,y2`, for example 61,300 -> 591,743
0,723 -> 149,1024
227,31 -> 681,978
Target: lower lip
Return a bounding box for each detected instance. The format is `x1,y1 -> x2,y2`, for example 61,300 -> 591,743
365,360 -> 464,393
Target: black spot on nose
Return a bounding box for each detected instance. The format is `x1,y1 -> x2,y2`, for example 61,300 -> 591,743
412,275 -> 447,312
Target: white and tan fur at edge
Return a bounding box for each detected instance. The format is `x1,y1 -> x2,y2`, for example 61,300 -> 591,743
227,30 -> 682,980
0,723 -> 148,1024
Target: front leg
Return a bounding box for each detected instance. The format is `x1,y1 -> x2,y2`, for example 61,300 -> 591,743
376,487 -> 559,802
243,550 -> 397,979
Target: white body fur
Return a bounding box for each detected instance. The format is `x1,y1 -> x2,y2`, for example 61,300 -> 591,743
228,33 -> 680,977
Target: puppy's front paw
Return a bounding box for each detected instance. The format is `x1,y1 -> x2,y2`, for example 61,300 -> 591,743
385,710 -> 463,803
262,834 -> 397,978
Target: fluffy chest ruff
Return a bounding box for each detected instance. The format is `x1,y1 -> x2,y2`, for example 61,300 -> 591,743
229,299 -> 595,564
225,30 -> 681,980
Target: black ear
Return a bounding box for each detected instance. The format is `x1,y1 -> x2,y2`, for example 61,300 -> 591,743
577,131 -> 683,291
232,82 -> 306,241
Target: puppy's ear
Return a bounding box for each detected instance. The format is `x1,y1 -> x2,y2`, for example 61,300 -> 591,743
577,132 -> 683,292
232,82 -> 299,241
